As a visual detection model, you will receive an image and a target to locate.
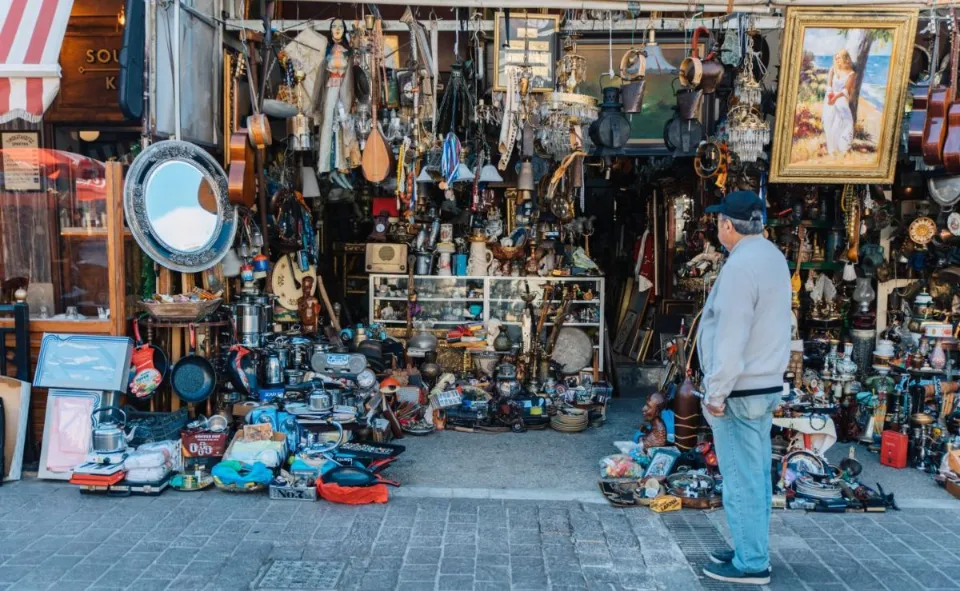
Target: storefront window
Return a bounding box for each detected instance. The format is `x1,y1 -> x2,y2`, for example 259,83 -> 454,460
0,143 -> 110,320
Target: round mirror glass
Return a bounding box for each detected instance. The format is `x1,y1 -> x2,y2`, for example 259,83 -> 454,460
144,161 -> 219,253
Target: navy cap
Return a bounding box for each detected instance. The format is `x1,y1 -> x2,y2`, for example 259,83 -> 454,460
705,190 -> 763,221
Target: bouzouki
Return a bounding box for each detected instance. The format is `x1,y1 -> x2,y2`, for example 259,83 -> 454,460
923,12 -> 957,166
943,14 -> 960,172
361,18 -> 391,183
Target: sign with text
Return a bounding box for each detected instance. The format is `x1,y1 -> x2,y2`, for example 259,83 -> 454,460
0,132 -> 42,191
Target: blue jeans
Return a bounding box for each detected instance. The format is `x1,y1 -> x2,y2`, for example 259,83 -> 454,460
705,393 -> 780,573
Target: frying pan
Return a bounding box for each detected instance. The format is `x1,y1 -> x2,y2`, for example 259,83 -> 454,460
322,465 -> 400,487
171,324 -> 216,404
128,317 -> 168,401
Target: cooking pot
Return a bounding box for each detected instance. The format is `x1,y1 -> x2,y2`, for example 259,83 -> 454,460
91,406 -> 132,454
679,27 -> 723,93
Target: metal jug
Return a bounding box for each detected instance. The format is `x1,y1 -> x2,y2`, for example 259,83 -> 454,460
620,47 -> 647,114
414,251 -> 435,275
264,351 -> 284,385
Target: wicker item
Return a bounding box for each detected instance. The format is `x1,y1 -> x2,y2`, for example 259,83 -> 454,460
139,298 -> 222,321
550,407 -> 589,432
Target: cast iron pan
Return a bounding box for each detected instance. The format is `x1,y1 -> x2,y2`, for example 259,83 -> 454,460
171,324 -> 216,404
322,465 -> 400,487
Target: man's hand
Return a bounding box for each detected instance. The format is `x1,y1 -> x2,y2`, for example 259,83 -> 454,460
703,400 -> 726,417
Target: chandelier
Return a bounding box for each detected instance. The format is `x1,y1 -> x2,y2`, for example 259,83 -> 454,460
727,29 -> 769,163
536,36 -> 598,159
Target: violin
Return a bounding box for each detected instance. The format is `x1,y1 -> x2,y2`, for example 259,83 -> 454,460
923,12 -> 958,166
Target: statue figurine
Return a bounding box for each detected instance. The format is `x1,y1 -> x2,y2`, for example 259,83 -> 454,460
639,392 -> 668,450
298,276 -> 320,335
318,18 -> 350,175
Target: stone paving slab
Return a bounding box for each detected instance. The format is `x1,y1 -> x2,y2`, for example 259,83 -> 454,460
0,480 -> 958,590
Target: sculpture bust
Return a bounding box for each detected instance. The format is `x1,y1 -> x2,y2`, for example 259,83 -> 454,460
640,392 -> 668,450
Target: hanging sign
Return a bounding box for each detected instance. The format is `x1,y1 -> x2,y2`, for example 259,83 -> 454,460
1,132 -> 42,191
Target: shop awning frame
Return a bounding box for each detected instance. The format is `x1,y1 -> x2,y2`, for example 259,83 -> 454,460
0,0 -> 75,124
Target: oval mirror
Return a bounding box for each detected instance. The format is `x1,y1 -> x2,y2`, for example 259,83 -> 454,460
124,140 -> 237,273
145,161 -> 220,253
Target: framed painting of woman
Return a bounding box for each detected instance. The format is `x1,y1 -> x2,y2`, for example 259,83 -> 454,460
769,7 -> 918,184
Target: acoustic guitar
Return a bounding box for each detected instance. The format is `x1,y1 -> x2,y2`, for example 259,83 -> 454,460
227,131 -> 255,207
943,15 -> 960,172
923,13 -> 957,166
361,19 -> 391,183
908,33 -> 939,155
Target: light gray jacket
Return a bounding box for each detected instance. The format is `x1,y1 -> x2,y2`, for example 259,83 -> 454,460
697,235 -> 792,407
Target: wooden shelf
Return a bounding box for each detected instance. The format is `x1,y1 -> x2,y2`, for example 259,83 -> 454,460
766,219 -> 842,230
60,227 -> 133,237
787,261 -> 844,271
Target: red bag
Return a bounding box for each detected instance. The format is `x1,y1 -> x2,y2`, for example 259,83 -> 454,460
316,479 -> 389,504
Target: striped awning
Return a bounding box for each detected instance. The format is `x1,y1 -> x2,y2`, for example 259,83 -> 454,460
0,0 -> 74,123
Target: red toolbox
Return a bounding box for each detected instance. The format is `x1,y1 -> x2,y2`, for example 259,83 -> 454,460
880,430 -> 908,469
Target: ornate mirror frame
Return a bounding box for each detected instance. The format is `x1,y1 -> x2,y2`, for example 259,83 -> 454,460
124,140 -> 238,273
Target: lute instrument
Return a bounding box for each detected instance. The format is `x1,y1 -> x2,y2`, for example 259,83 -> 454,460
361,18 -> 391,183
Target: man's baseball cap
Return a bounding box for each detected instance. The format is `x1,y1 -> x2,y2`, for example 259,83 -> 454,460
704,190 -> 763,221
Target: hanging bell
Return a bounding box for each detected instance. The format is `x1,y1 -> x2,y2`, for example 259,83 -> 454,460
517,160 -> 535,192
301,166 -> 321,198
478,163 -> 504,183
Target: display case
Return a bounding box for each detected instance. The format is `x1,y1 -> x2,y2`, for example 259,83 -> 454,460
369,275 -> 605,361
0,153 -> 131,335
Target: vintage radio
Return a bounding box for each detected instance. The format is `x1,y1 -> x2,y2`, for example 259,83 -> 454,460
365,243 -> 407,273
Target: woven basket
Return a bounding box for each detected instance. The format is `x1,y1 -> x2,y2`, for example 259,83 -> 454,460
139,298 -> 222,321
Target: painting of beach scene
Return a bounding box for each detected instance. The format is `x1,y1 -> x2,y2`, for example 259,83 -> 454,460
771,8 -> 917,184
791,28 -> 892,167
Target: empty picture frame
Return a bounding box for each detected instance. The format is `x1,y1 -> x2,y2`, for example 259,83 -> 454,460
0,377 -> 31,482
38,389 -> 103,480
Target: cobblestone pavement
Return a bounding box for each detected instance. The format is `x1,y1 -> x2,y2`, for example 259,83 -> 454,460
0,481 -> 958,590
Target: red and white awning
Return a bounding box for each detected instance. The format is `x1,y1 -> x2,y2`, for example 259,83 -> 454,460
0,0 -> 74,123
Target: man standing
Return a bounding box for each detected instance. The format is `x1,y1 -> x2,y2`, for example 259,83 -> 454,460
698,191 -> 791,585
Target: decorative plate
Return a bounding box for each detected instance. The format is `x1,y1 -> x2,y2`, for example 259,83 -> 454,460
948,212 -> 960,237
908,216 -> 937,245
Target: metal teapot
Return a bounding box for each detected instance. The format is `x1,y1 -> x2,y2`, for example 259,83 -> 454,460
91,406 -> 133,454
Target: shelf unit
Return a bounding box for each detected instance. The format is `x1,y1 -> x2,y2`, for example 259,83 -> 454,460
369,275 -> 606,363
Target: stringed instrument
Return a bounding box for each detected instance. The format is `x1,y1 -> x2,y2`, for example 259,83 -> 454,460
361,18 -> 391,183
228,131 -> 255,207
907,43 -> 934,155
944,14 -> 960,172
923,13 -> 957,166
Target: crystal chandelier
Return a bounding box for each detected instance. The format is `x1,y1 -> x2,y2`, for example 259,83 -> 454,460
727,28 -> 769,163
536,36 -> 598,160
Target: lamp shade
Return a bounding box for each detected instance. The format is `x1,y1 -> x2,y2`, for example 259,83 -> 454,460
301,166 -> 321,198
478,163 -> 503,183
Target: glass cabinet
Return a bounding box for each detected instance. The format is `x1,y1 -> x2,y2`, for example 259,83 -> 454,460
369,275 -> 605,360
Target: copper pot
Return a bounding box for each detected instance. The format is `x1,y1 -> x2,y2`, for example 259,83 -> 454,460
679,27 -> 723,94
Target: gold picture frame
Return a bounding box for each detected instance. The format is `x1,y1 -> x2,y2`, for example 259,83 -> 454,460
493,12 -> 560,92
769,7 -> 918,184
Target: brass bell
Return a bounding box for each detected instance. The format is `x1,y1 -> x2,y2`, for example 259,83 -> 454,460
517,160 -> 535,192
